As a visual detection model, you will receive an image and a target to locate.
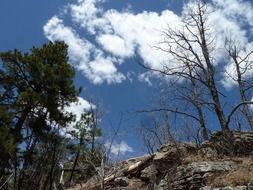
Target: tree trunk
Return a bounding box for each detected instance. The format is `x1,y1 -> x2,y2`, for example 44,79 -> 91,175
198,6 -> 229,132
69,137 -> 83,183
14,104 -> 31,138
49,139 -> 57,190
232,54 -> 253,130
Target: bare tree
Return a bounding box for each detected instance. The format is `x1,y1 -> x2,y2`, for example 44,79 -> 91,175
81,113 -> 126,190
140,0 -> 229,132
139,112 -> 174,154
225,39 -> 253,130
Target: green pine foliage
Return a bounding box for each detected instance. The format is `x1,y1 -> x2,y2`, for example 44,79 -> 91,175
0,41 -> 102,189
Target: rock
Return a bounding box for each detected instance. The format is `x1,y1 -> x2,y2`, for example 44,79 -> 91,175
200,186 -> 248,190
233,186 -> 247,190
69,132 -> 253,190
199,186 -> 212,190
114,177 -> 129,187
140,164 -> 157,181
201,131 -> 253,156
154,173 -> 171,190
153,143 -> 196,172
111,188 -> 137,190
176,161 -> 235,178
222,186 -> 247,190
172,161 -> 235,190
125,178 -> 149,190
154,179 -> 169,190
247,183 -> 253,190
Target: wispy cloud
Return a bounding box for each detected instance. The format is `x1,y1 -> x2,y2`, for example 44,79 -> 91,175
105,141 -> 133,156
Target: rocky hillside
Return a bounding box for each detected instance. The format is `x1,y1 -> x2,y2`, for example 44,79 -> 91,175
69,131 -> 253,190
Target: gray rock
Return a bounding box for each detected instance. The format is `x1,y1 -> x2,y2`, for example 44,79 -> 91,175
247,183 -> 253,190
201,131 -> 253,156
112,188 -> 137,190
154,179 -> 169,190
153,143 -> 196,172
140,164 -> 158,181
114,177 -> 129,187
221,186 -> 247,190
172,161 -> 235,190
200,186 -> 212,190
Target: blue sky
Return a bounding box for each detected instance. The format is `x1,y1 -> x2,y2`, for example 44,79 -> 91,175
1,0 -> 253,158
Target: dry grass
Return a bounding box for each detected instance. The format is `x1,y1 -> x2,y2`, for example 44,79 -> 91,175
181,153 -> 226,165
211,158 -> 253,187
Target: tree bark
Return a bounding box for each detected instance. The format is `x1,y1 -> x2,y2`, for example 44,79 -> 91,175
69,137 -> 83,183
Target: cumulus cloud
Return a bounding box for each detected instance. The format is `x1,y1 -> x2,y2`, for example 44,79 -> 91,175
44,16 -> 125,84
60,97 -> 95,138
43,0 -> 253,87
211,0 -> 253,88
213,0 -> 253,27
97,34 -> 134,57
44,16 -> 92,67
221,43 -> 253,89
105,141 -> 133,156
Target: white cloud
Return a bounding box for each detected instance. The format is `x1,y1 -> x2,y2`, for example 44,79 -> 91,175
88,55 -> 125,84
44,0 -> 253,87
61,97 -> 94,138
105,141 -> 133,156
97,34 -> 134,57
209,0 -> 253,88
44,16 -> 92,67
67,97 -> 93,121
69,0 -> 109,34
43,16 -> 125,84
213,0 -> 253,27
103,9 -> 181,69
221,43 -> 253,89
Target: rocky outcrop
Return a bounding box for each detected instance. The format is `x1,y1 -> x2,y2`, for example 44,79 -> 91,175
200,185 -> 253,190
70,131 -> 253,190
172,161 -> 235,190
200,131 -> 253,156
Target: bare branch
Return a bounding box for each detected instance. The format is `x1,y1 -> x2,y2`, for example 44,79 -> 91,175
226,101 -> 253,127
136,108 -> 200,122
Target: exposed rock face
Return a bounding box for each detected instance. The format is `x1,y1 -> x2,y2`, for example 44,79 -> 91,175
201,131 -> 253,156
153,143 -> 196,172
200,184 -> 253,190
70,132 -> 253,190
172,161 -> 235,190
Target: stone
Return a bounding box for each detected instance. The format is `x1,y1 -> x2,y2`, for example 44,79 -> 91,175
114,177 -> 129,187
140,164 -> 158,181
221,187 -> 247,190
68,132 -> 253,190
153,143 -> 196,172
172,161 -> 235,190
112,188 -> 137,190
247,183 -> 253,190
222,187 -> 234,190
200,186 -> 212,190
201,131 -> 253,156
